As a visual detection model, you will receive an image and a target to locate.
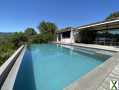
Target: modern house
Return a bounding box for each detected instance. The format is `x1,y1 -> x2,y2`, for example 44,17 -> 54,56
56,19 -> 119,44
56,27 -> 75,43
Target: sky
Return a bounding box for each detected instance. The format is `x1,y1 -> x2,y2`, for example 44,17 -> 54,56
0,0 -> 119,32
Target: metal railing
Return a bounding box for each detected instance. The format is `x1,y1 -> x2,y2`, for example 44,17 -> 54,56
94,40 -> 119,47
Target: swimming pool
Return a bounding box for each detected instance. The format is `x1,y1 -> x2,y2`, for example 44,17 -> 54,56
13,44 -> 109,90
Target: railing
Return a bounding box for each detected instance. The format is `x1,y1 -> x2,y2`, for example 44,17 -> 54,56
94,40 -> 119,47
0,45 -> 25,89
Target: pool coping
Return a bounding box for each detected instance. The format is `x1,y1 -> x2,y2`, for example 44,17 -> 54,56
55,43 -> 119,90
0,45 -> 26,90
64,52 -> 119,90
56,43 -> 119,52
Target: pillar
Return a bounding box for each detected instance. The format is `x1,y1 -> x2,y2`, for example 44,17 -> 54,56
57,34 -> 59,42
70,29 -> 75,43
60,33 -> 62,43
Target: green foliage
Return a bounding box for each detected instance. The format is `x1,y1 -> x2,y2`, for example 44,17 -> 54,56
106,11 -> 119,20
38,21 -> 57,42
24,28 -> 37,36
0,38 -> 15,65
27,35 -> 42,44
0,21 -> 58,66
10,32 -> 27,47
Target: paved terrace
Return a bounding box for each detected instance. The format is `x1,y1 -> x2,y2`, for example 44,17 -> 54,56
55,43 -> 119,90
64,43 -> 119,52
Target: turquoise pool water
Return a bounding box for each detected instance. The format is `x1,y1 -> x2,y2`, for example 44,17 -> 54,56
13,44 -> 108,90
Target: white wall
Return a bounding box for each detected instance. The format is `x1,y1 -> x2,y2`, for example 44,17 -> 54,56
61,38 -> 74,43
57,30 -> 75,44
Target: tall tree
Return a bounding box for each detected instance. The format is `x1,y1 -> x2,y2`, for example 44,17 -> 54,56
38,21 -> 57,41
24,28 -> 37,36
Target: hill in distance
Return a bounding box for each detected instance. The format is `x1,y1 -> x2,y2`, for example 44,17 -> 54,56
0,32 -> 13,37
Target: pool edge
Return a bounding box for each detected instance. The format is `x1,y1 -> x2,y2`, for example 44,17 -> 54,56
59,43 -> 119,90
0,45 -> 27,90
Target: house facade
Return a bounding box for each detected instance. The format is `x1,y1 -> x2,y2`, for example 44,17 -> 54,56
56,27 -> 75,43
56,19 -> 119,44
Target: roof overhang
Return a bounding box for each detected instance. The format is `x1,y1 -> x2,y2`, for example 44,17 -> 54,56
56,19 -> 119,33
56,27 -> 74,33
76,19 -> 119,31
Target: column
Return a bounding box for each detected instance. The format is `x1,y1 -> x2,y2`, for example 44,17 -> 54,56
60,33 -> 62,43
70,29 -> 75,43
57,34 -> 59,42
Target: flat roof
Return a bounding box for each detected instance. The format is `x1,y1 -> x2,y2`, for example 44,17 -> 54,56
56,27 -> 74,33
77,19 -> 119,30
57,19 -> 119,33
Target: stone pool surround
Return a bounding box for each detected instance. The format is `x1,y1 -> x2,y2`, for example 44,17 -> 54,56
64,52 -> 119,90
55,43 -> 119,90
0,45 -> 26,90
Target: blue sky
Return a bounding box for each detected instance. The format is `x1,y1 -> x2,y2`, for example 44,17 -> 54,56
0,0 -> 119,32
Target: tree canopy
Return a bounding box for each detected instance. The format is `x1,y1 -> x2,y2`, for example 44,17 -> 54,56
38,21 -> 57,41
0,21 -> 58,66
24,28 -> 37,36
106,11 -> 119,21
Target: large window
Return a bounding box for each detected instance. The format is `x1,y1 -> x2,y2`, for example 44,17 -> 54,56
108,29 -> 119,34
62,31 -> 70,38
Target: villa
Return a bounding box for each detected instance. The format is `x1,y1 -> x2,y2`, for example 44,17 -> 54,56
1,19 -> 119,90
56,19 -> 119,45
0,0 -> 119,89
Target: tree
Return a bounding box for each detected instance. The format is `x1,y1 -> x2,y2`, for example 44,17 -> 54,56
38,21 -> 57,42
106,11 -> 119,21
10,32 -> 27,47
0,21 -> 58,66
24,28 -> 37,36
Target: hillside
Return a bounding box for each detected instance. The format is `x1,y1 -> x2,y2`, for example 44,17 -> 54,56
0,32 -> 13,37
